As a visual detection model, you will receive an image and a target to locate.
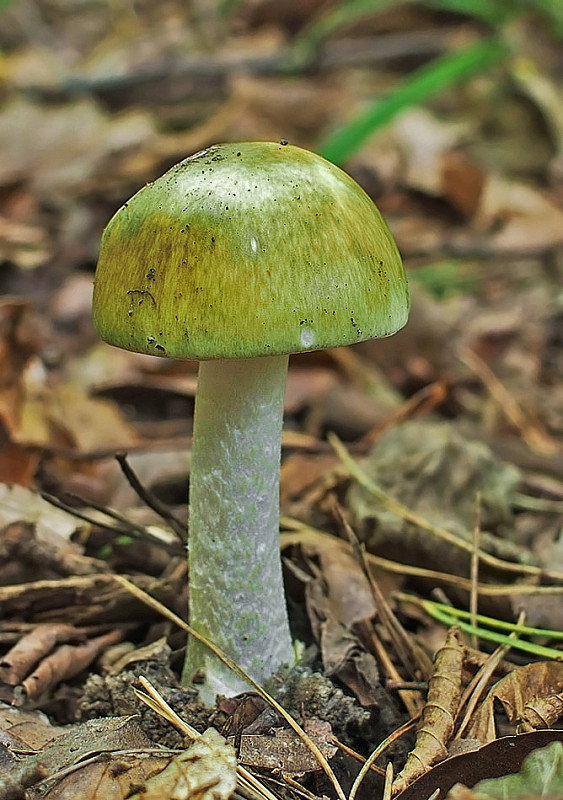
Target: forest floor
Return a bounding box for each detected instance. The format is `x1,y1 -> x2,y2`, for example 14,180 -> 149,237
0,1 -> 562,798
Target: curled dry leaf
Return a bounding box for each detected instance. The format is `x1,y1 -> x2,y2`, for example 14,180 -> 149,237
128,727 -> 237,800
0,623 -> 84,686
466,661 -> 563,743
521,692 -> 563,732
392,627 -> 465,795
0,626 -> 124,706
13,629 -> 124,706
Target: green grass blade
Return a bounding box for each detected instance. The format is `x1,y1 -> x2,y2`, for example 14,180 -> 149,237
430,606 -> 563,659
319,38 -> 507,164
429,601 -> 563,640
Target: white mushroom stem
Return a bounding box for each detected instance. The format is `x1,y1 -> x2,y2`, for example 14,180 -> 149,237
183,354 -> 294,702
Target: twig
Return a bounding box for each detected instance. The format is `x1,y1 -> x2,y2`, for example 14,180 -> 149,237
470,494 -> 482,651
328,432 -> 563,582
40,491 -> 181,555
460,347 -> 560,456
280,522 -> 563,597
115,453 -> 185,540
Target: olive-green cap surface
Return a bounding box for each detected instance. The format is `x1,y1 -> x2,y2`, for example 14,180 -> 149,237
93,141 -> 409,360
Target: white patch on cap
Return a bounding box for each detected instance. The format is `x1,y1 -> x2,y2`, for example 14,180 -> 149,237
249,236 -> 258,254
300,327 -> 315,348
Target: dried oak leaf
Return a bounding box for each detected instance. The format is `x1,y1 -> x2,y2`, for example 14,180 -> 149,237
466,661 -> 563,743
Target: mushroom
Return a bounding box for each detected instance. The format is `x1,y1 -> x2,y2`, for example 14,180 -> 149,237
92,141 -> 410,703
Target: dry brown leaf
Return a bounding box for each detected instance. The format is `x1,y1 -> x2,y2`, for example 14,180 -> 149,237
395,730 -> 563,799
466,662 -> 563,743
280,452 -> 337,504
392,627 -> 465,795
128,727 -> 237,800
302,534 -> 377,629
0,700 -> 66,750
320,624 -> 381,707
0,300 -> 40,438
0,314 -> 140,451
0,214 -> 51,270
441,150 -> 486,217
44,751 -> 170,800
301,537 -> 383,706
11,629 -> 124,706
0,443 -> 39,487
474,175 -> 563,253
238,719 -> 337,777
0,97 -> 158,204
283,366 -> 340,415
521,692 -> 563,731
393,108 -> 471,198
0,713 -> 158,797
0,623 -> 83,686
20,379 -> 141,452
34,716 -> 161,799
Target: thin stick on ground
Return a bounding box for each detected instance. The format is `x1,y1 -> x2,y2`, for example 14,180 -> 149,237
328,432 -> 563,582
115,452 -> 186,540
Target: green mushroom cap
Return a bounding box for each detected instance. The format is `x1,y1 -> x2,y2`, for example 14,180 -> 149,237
93,141 -> 409,360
